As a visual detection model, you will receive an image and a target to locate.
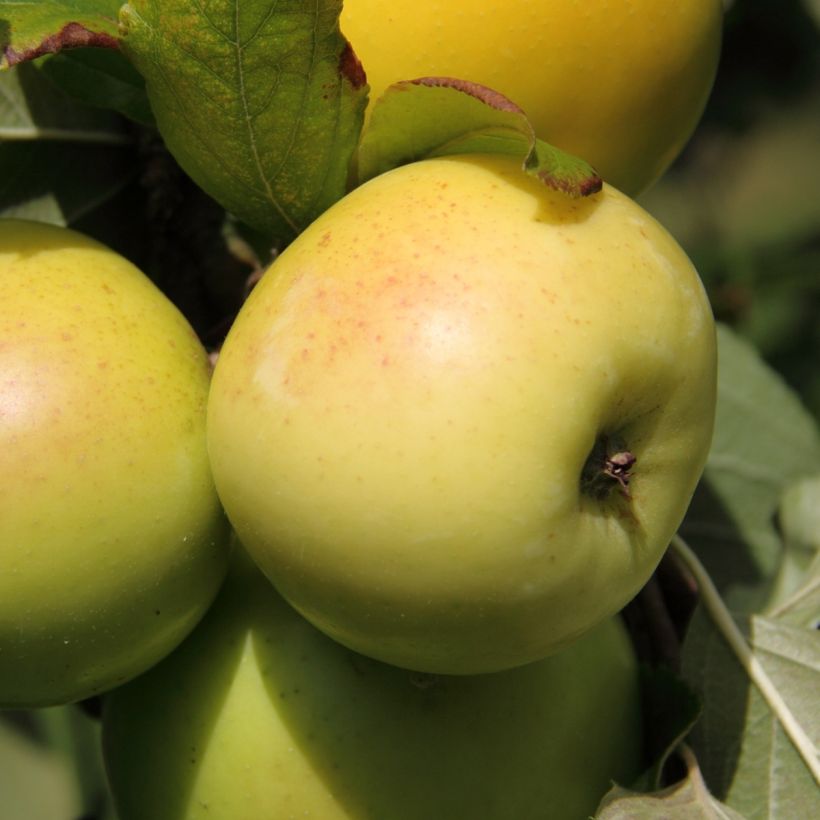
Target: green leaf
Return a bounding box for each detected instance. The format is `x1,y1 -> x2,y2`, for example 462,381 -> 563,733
357,78 -> 602,198
0,139 -> 135,224
0,61 -> 135,224
715,103 -> 820,255
596,747 -> 746,820
680,324 -> 820,609
0,53 -> 128,142
119,0 -> 367,245
639,92 -> 820,257
673,327 -> 820,815
0,0 -> 121,68
0,705 -> 117,820
0,714 -> 79,820
779,476 -> 820,555
37,48 -> 154,125
768,564 -> 820,632
681,608 -> 820,819
767,476 -> 820,621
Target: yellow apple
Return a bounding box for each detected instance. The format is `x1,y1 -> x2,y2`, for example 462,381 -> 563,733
341,0 -> 723,194
0,220 -> 230,707
103,548 -> 643,820
207,154 -> 717,674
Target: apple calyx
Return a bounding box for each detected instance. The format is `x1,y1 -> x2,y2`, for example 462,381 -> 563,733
581,436 -> 636,501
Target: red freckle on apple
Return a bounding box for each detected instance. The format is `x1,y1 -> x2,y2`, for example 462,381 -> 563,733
301,349 -> 310,360
318,232 -> 332,247
381,356 -> 390,366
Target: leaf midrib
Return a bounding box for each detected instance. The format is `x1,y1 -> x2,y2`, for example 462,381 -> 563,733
233,0 -> 299,236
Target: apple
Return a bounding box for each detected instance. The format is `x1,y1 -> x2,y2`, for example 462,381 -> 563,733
341,0 -> 723,195
0,219 -> 230,708
206,154 -> 717,674
103,547 -> 643,820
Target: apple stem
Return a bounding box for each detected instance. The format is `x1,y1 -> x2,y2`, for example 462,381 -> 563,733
581,436 -> 636,500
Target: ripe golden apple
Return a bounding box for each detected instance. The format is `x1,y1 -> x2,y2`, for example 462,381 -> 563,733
207,154 -> 717,674
0,220 -> 230,707
341,0 -> 723,194
103,549 -> 643,820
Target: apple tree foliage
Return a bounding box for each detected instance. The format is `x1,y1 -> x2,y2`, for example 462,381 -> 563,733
0,0 -> 818,818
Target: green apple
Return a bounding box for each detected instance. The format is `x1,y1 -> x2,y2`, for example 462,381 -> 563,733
341,0 -> 723,194
207,154 -> 717,674
103,548 -> 643,820
0,219 -> 230,707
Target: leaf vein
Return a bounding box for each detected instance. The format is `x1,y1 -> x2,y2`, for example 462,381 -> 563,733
234,0 -> 298,234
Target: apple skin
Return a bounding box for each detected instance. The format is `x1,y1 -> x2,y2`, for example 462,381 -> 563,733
207,154 -> 717,674
103,548 -> 643,820
340,0 -> 722,195
0,220 -> 230,707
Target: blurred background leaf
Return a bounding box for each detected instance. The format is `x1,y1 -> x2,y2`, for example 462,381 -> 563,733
0,706 -> 117,820
640,0 -> 820,419
680,326 -> 820,611
36,50 -> 154,125
0,61 -> 135,225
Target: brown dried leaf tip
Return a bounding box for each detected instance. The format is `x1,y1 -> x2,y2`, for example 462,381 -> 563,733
339,39 -> 367,89
3,21 -> 118,67
410,76 -> 526,115
534,167 -> 603,198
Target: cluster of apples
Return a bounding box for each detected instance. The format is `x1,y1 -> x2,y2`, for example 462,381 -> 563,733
1,2 -> 722,817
